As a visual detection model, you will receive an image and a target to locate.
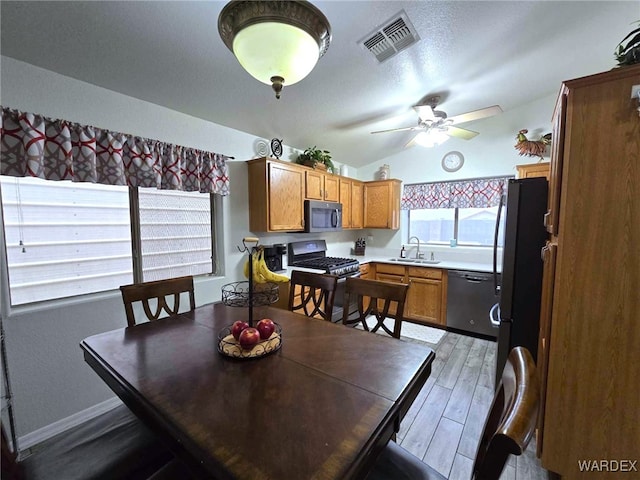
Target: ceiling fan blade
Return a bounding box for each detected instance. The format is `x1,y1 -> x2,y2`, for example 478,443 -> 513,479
371,125 -> 420,134
448,105 -> 502,125
404,133 -> 420,148
413,105 -> 435,122
446,126 -> 479,140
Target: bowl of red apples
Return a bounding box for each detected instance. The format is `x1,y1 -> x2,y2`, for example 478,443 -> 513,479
217,318 -> 282,359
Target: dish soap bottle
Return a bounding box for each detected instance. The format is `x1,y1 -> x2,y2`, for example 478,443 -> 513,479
400,246 -> 406,258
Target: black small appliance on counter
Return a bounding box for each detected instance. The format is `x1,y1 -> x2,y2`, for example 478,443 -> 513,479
262,244 -> 286,272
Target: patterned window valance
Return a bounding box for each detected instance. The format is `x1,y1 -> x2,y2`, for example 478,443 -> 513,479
402,176 -> 511,210
0,107 -> 230,195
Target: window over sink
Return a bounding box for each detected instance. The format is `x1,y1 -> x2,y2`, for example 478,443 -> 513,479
406,206 -> 505,247
402,176 -> 510,247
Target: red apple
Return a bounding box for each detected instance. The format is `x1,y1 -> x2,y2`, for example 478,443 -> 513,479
231,320 -> 249,341
239,328 -> 261,350
256,318 -> 276,340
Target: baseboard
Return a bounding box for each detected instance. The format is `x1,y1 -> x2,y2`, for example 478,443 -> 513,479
18,396 -> 123,451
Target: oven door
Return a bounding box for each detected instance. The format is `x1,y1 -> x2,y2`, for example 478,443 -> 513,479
332,271 -> 361,322
304,200 -> 342,233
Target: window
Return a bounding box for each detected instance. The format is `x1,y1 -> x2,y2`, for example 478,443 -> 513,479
1,176 -> 218,306
407,205 -> 505,247
402,176 -> 509,247
138,187 -> 214,281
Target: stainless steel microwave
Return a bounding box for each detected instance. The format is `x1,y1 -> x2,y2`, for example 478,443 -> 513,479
304,200 -> 342,233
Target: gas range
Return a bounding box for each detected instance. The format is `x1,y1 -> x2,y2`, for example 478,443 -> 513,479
287,240 -> 360,278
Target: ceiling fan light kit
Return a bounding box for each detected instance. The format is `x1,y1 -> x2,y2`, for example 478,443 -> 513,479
218,0 -> 331,99
415,129 -> 449,147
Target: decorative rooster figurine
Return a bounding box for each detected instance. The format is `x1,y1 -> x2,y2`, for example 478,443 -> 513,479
514,129 -> 552,160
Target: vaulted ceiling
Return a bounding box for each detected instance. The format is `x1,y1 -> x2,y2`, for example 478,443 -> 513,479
1,1 -> 637,167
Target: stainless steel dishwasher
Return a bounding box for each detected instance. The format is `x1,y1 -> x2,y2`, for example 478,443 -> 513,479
446,270 -> 498,337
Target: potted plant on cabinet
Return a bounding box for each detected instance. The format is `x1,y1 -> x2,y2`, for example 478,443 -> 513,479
296,146 -> 335,173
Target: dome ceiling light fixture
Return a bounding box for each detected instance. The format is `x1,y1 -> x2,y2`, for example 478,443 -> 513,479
218,0 -> 332,99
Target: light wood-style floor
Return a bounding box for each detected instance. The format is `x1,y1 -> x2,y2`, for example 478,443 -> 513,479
397,329 -> 551,480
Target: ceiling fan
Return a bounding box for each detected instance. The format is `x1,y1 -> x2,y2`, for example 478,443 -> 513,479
371,96 -> 502,147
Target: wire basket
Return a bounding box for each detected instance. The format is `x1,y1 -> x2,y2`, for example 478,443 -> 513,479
221,281 -> 279,308
217,323 -> 283,359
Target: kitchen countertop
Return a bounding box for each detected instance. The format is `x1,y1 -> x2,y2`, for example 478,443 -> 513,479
361,257 -> 497,273
283,257 -> 497,276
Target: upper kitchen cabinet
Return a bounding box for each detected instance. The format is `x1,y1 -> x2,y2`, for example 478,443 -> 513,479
247,158 -> 304,232
305,169 -> 339,202
339,178 -> 364,229
516,162 -> 550,180
364,179 -> 401,229
538,65 -> 640,478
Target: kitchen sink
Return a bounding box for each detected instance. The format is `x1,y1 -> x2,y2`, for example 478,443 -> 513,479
388,258 -> 441,265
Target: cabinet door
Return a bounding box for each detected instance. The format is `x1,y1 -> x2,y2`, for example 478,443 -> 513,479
406,277 -> 443,325
545,91 -> 567,235
364,180 -> 401,229
516,162 -> 551,180
375,272 -> 406,317
339,179 -> 352,228
305,170 -> 324,200
324,175 -> 340,202
351,181 -> 364,229
359,263 -> 370,279
536,242 -> 556,457
268,163 -> 305,231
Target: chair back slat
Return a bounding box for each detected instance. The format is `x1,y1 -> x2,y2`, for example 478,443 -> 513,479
120,276 -> 195,327
341,277 -> 409,338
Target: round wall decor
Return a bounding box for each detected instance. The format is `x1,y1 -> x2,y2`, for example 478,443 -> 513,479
442,151 -> 464,172
270,138 -> 283,159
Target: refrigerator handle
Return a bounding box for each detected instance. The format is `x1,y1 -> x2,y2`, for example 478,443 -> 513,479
490,302 -> 501,327
493,193 -> 505,295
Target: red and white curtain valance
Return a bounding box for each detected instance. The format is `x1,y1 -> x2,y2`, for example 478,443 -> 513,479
0,107 -> 230,196
402,176 -> 511,210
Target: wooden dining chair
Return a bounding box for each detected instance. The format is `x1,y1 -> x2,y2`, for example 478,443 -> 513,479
120,276 -> 195,327
366,346 -> 540,480
341,277 -> 409,338
288,270 -> 339,321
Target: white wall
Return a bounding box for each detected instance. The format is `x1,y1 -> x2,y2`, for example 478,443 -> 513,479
0,55 -> 556,440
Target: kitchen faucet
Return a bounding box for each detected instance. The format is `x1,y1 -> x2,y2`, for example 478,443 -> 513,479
408,236 -> 424,259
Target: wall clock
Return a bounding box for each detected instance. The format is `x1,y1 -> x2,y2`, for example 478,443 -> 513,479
442,151 -> 464,172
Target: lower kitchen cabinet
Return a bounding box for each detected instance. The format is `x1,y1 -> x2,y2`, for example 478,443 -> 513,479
406,267 -> 447,326
374,264 -> 404,318
373,263 -> 447,327
359,263 -> 370,279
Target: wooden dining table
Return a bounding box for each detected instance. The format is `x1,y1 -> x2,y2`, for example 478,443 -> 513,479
80,302 -> 435,480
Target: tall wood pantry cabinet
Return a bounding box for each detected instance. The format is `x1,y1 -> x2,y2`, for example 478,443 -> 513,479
537,65 -> 639,479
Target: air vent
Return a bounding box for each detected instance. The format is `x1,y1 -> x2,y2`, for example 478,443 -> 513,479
359,10 -> 420,63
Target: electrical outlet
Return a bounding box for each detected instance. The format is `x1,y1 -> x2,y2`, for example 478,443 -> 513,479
631,84 -> 640,99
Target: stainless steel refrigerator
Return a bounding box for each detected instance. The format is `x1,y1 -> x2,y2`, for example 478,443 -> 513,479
491,177 -> 548,390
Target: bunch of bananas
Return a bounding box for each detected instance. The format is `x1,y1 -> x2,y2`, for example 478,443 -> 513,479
244,247 -> 289,284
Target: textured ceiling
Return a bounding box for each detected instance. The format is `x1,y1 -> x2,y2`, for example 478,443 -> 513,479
1,1 -> 637,167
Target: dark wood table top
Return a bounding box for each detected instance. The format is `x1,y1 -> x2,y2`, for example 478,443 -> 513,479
81,303 -> 435,480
